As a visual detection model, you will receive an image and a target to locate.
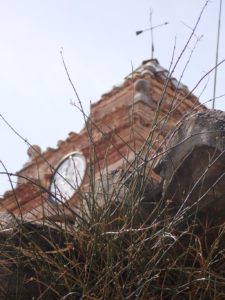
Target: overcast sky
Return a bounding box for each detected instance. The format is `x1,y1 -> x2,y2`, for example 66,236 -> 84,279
0,0 -> 224,195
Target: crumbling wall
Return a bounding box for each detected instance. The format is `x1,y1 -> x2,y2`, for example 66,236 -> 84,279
154,109 -> 225,223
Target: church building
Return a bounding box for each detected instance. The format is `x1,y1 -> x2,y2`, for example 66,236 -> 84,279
0,59 -> 205,222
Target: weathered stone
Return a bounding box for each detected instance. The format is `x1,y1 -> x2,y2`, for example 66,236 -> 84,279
0,213 -> 19,229
0,222 -> 73,299
27,144 -> 42,160
155,110 -> 225,220
133,79 -> 150,105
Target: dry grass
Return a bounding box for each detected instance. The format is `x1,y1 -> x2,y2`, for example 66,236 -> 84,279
1,184 -> 225,299
1,2 -> 225,298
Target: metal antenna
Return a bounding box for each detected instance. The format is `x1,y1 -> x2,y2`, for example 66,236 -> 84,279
136,11 -> 168,59
212,0 -> 223,109
150,10 -> 154,59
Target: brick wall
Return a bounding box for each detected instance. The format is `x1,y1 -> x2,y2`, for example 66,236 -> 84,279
0,59 -> 206,220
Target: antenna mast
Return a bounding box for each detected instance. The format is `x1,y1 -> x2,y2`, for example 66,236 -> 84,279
136,12 -> 168,60
149,10 -> 154,59
212,0 -> 223,109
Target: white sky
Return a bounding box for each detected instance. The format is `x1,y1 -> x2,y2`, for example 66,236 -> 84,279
0,0 -> 224,195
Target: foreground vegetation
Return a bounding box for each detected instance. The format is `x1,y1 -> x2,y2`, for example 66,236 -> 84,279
1,178 -> 225,299
1,2 -> 225,298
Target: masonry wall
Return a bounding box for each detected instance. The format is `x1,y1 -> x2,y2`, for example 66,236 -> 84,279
0,59 -> 206,220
